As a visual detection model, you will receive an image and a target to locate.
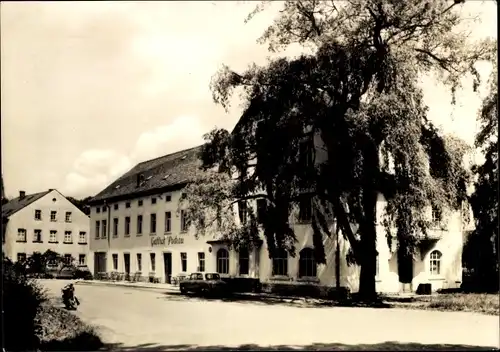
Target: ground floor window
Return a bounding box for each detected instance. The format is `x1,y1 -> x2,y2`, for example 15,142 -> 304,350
198,252 -> 205,272
272,249 -> 288,276
150,253 -> 156,272
137,253 -> 142,271
79,254 -> 86,265
112,254 -> 118,271
64,254 -> 72,265
217,248 -> 229,274
298,247 -> 316,277
181,252 -> 187,272
17,253 -> 26,263
239,248 -> 249,275
429,250 -> 442,276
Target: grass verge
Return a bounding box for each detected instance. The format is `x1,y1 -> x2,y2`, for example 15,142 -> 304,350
384,293 -> 499,315
36,299 -> 104,351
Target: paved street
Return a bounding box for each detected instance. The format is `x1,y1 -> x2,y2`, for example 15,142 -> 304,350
40,280 -> 499,351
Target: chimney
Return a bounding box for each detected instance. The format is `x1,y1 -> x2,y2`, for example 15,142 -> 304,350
19,191 -> 26,200
48,188 -> 54,192
136,174 -> 144,187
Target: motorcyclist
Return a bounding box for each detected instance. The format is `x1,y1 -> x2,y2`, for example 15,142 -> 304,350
62,283 -> 79,307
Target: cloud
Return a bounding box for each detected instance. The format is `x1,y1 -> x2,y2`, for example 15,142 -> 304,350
61,116 -> 206,198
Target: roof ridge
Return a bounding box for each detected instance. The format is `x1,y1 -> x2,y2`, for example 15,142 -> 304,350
135,145 -> 203,167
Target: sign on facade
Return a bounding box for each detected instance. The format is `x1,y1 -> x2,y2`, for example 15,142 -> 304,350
151,235 -> 184,247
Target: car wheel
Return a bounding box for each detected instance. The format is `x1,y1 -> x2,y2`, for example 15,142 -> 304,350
180,286 -> 187,295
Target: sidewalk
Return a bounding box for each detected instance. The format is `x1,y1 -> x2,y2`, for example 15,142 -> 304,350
75,279 -> 180,293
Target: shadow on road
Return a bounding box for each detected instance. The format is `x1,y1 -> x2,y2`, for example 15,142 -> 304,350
99,341 -> 497,351
160,291 -> 393,309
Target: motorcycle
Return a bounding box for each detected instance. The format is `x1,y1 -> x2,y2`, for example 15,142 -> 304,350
61,283 -> 80,310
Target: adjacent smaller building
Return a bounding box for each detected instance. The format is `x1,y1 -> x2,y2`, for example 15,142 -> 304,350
2,189 -> 91,268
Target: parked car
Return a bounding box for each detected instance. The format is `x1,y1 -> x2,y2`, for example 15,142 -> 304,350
58,265 -> 76,279
179,272 -> 228,296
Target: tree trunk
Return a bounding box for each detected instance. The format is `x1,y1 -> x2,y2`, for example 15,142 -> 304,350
358,139 -> 379,301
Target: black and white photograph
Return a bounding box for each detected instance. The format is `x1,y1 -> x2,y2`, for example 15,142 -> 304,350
1,1 -> 498,351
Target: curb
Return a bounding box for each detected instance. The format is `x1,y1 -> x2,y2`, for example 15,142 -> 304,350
75,280 -> 180,293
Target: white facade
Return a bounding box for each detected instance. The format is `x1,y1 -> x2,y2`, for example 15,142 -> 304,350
3,190 -> 91,268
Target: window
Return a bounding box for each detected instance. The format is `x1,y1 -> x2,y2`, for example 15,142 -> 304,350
238,201 -> 247,224
78,254 -> 86,265
102,219 -> 107,238
181,193 -> 187,200
198,252 -> 205,272
65,212 -> 72,223
272,248 -> 288,276
112,254 -> 118,271
432,205 -> 442,224
113,218 -> 119,237
429,250 -> 442,276
138,200 -> 143,207
137,253 -> 142,271
165,212 -> 172,233
96,207 -> 101,214
126,202 -> 131,208
216,248 -> 229,274
49,230 -> 57,243
151,197 -> 157,204
137,215 -> 143,234
50,211 -> 57,222
17,253 -> 26,263
34,209 -> 42,220
181,252 -> 187,272
95,221 -> 100,239
17,228 -> 27,242
180,210 -> 188,232
79,231 -> 87,244
150,253 -> 156,272
256,199 -> 267,224
299,248 -> 317,277
165,194 -> 172,202
125,217 -> 131,236
299,196 -> 312,222
33,229 -> 42,243
64,231 -> 73,243
239,248 -> 249,275
299,138 -> 314,168
102,206 -> 107,213
150,213 -> 157,234
64,254 -> 72,265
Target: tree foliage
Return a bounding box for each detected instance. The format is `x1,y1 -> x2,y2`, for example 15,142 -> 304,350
183,0 -> 495,299
67,196 -> 92,215
465,58 -> 498,292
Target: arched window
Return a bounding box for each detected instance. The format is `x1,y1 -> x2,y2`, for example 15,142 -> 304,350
429,250 -> 442,276
272,248 -> 288,276
299,248 -> 317,277
216,248 -> 229,274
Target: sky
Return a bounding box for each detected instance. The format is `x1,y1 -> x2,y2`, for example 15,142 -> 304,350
1,1 -> 497,199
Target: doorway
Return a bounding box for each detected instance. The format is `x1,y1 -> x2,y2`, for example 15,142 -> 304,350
163,252 -> 172,284
94,252 -> 107,277
398,251 -> 414,292
124,253 -> 130,280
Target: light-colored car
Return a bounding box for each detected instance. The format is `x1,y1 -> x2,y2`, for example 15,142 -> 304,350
179,272 -> 228,296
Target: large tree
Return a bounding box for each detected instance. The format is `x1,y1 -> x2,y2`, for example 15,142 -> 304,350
465,59 -> 498,292
182,0 -> 495,300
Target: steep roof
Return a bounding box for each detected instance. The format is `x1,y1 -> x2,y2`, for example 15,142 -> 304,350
90,145 -> 204,204
1,190 -> 51,218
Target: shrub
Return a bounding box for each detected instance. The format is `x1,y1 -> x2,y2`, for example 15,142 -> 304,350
3,257 -> 47,351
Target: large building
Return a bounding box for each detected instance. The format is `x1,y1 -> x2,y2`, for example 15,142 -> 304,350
88,141 -> 473,293
2,189 -> 91,267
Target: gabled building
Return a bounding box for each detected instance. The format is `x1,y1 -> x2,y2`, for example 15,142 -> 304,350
88,139 -> 473,293
2,189 -> 91,267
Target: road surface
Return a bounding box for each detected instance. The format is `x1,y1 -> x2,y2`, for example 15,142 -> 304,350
39,280 -> 499,351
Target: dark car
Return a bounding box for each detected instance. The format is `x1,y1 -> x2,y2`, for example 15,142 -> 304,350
179,272 -> 228,296
58,265 -> 76,279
